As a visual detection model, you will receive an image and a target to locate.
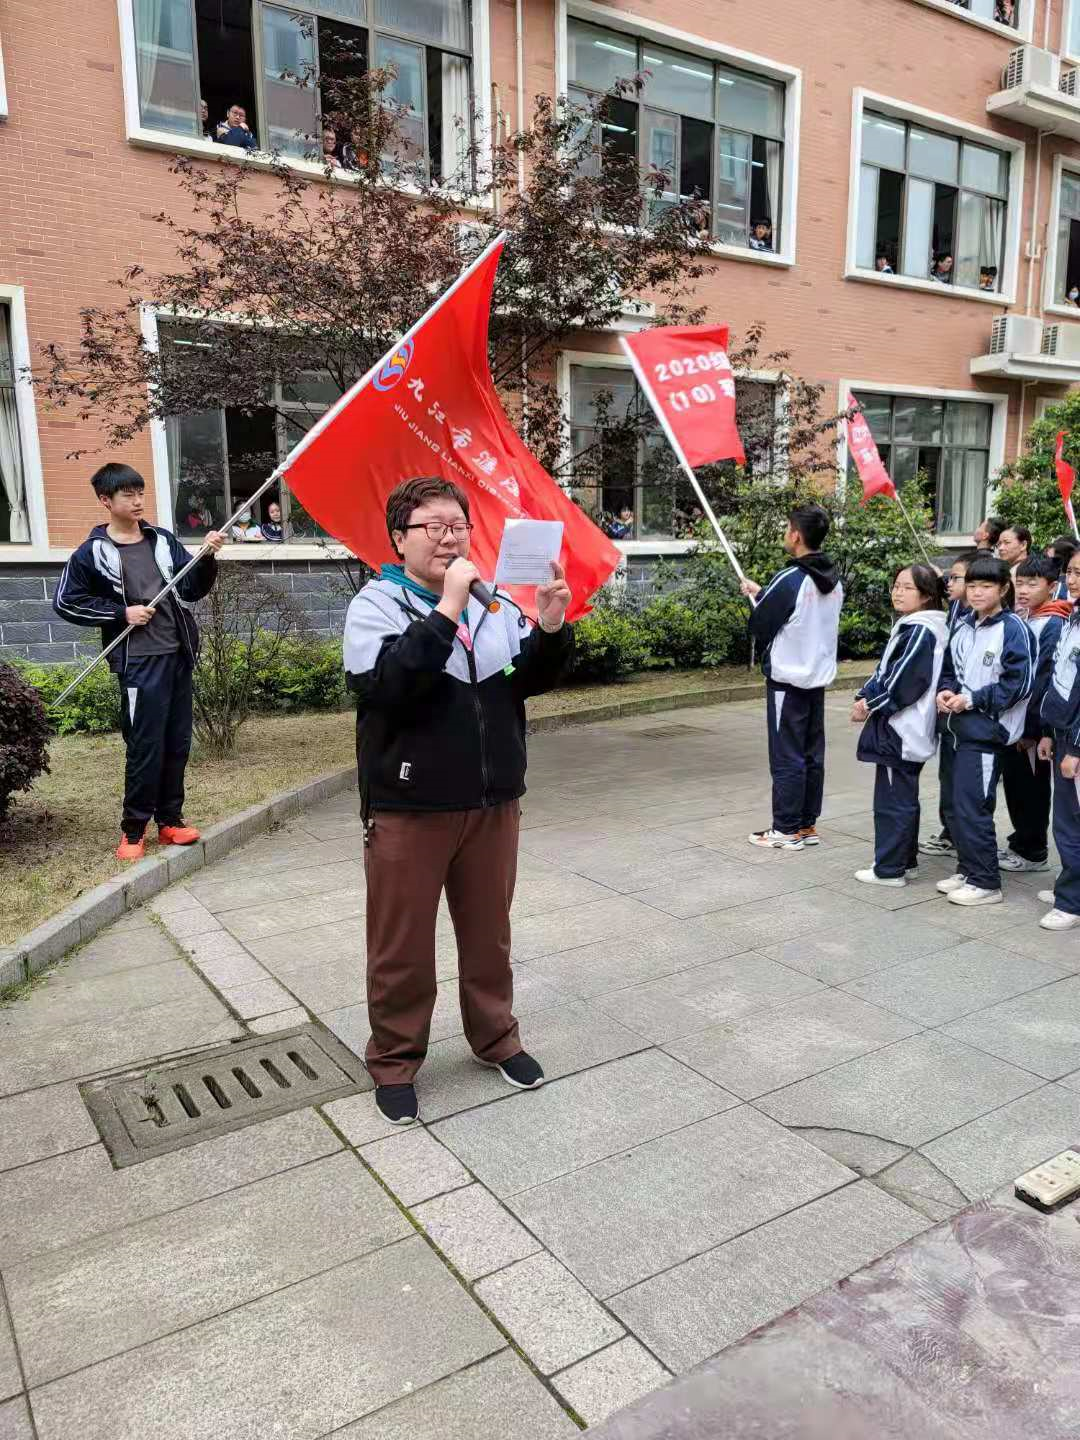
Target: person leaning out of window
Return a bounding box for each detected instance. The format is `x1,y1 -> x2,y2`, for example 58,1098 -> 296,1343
216,104 -> 258,151
343,476 -> 574,1126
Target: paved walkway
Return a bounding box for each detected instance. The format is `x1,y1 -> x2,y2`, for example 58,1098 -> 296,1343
3,692 -> 1080,1439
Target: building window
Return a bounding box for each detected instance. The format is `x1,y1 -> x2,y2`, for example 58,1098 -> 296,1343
850,391 -> 992,534
1054,170 -> 1080,307
0,303 -> 30,543
569,363 -> 775,539
954,0 -> 1018,25
130,0 -> 473,184
567,19 -> 787,253
856,110 -> 1008,292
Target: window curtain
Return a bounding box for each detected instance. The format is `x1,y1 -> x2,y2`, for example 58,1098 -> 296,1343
165,416 -> 182,526
440,54 -> 470,185
0,309 -> 29,543
134,0 -> 164,124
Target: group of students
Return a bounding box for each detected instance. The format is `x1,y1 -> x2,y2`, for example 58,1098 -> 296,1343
740,505 -> 1080,931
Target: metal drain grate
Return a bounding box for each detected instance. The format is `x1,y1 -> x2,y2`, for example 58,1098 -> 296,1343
634,723 -> 708,739
80,1024 -> 367,1168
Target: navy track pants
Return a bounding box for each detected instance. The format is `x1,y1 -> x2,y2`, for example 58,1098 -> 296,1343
872,762 -> 922,879
1001,742 -> 1052,863
937,730 -> 956,841
766,681 -> 825,835
117,653 -> 193,837
1051,750 -> 1080,917
951,746 -> 1003,891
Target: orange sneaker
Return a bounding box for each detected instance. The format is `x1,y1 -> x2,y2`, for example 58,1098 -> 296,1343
797,826 -> 821,846
115,834 -> 146,862
158,823 -> 201,846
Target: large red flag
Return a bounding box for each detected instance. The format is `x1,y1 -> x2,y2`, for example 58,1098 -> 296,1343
1055,430 -> 1077,533
845,392 -> 896,504
279,236 -> 619,620
621,325 -> 744,468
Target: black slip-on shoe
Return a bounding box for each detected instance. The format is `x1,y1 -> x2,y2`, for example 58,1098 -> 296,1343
374,1083 -> 419,1125
475,1050 -> 545,1090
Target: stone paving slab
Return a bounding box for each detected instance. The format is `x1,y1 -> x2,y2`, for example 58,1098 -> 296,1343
0,958 -> 207,1036
610,1181 -> 928,1373
0,1397 -> 32,1440
756,1032 -> 1043,1149
552,1339 -> 671,1427
48,924 -> 178,982
29,1237 -> 502,1440
218,886 -> 365,942
917,1084 -> 1080,1201
758,912 -> 964,986
664,990 -> 923,1100
360,1128 -> 472,1205
992,920 -> 1080,972
508,897 -> 672,964
0,1082 -> 100,1174
432,1051 -> 737,1197
187,859 -> 363,914
6,1151 -> 410,1386
873,1152 -> 970,1222
328,1351 -> 580,1439
941,976 -> 1080,1079
0,1301 -> 18,1403
507,1107 -> 856,1298
0,1109 -> 341,1265
474,1252 -> 624,1375
412,1184 -> 542,1281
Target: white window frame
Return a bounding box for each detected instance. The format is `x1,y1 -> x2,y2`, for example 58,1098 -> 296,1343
556,0 -> 802,268
836,377 -> 1009,543
0,284 -> 49,557
845,88 -> 1025,306
0,29 -> 9,120
115,0 -> 493,200
906,0 -> 1031,43
559,346 -> 786,555
1041,153 -> 1080,317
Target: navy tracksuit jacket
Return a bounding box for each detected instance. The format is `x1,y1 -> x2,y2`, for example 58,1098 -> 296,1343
53,522 -> 217,835
938,609 -> 1035,890
1041,608 -> 1080,915
856,610 -> 948,878
748,553 -> 843,834
936,600 -> 972,841
1000,605 -> 1071,862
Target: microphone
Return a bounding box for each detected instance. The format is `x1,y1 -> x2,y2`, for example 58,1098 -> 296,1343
447,557 -> 500,614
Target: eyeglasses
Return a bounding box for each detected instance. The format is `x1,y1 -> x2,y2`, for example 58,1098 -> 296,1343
403,522 -> 473,541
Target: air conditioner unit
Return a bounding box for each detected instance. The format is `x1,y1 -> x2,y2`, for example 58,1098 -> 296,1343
1041,322 -> 1080,361
990,314 -> 1043,355
1002,45 -> 1058,90
1061,66 -> 1080,97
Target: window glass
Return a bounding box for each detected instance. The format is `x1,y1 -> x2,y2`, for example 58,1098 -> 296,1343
857,393 -> 894,439
0,304 -> 29,543
567,86 -> 601,177
570,366 -> 636,425
908,126 -> 959,185
599,96 -> 638,165
680,116 -> 712,207
955,191 -> 1004,289
961,141 -> 1007,196
642,108 -> 679,216
375,33 -> 426,166
1071,0 -> 1080,54
376,0 -> 469,48
134,0 -> 199,135
856,165 -> 879,269
568,20 -> 637,92
894,396 -> 944,444
641,44 -> 713,120
1063,173 -> 1080,219
890,446 -> 919,487
716,65 -> 783,138
261,7 -> 317,157
714,127 -> 751,246
172,412 -> 227,538
901,177 -> 934,278
861,112 -> 905,170
750,136 -> 780,239
944,400 -> 991,447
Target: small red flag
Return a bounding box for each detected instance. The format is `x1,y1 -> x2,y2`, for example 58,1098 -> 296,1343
846,393 -> 896,504
621,324 -> 745,469
1055,430 -> 1076,506
278,237 -> 619,620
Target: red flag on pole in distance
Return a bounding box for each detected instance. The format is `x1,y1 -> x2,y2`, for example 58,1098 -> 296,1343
621,324 -> 745,468
845,392 -> 896,504
278,235 -> 619,621
1055,430 -> 1079,536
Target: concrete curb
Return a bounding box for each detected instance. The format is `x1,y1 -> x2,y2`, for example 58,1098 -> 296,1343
527,667 -> 875,734
2,667 -> 875,991
1,765 -> 358,990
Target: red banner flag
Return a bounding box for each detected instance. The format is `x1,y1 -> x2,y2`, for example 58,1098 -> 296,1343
278,237 -> 619,620
621,324 -> 745,469
1055,429 -> 1076,507
846,392 -> 896,504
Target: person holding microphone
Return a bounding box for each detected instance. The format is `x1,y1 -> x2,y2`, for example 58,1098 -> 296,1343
343,476 -> 574,1125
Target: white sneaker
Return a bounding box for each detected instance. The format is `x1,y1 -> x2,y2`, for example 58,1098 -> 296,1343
919,833 -> 955,856
1040,908 -> 1080,931
936,873 -> 968,895
855,868 -> 906,887
1038,889 -> 1056,904
999,850 -> 1050,873
748,829 -> 804,851
947,884 -> 1003,907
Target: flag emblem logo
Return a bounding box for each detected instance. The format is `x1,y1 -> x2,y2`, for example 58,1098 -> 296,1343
373,338 -> 415,391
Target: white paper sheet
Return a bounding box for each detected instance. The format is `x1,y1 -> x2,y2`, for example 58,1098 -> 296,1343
494,519 -> 564,586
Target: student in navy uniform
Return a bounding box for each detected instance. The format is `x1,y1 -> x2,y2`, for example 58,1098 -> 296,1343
53,464 -> 224,859
921,552 -> 975,858
740,504 -> 843,851
850,565 -> 949,886
999,555 -> 1073,874
1046,536 -> 1078,601
1037,548 -> 1080,930
935,555 -> 1036,907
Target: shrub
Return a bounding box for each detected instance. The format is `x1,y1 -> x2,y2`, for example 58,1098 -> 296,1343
13,659 -> 121,736
252,636 -> 346,712
0,661 -> 51,819
569,607 -> 650,683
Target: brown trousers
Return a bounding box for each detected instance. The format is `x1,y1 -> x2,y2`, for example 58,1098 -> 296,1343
364,800 -> 521,1085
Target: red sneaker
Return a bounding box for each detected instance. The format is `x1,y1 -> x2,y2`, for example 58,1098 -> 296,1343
115,834 -> 146,862
796,826 -> 821,846
158,823 -> 201,846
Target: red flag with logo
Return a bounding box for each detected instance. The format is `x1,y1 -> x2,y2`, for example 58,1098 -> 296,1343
845,392 -> 896,504
620,325 -> 745,469
1055,430 -> 1077,531
278,236 -> 619,620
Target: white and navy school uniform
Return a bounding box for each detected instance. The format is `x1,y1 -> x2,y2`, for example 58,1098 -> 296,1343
936,600 -> 972,841
1001,603 -> 1071,864
938,608 -> 1036,890
1040,607 -> 1080,916
748,553 -> 843,834
856,610 -> 948,878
